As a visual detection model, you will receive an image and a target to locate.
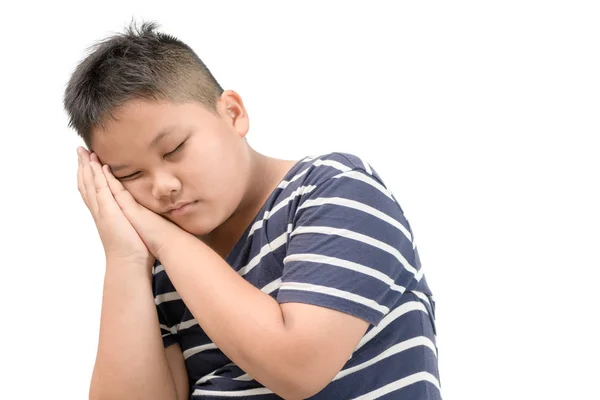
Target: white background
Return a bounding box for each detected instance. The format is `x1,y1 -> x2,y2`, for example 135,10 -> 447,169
1,1 -> 598,399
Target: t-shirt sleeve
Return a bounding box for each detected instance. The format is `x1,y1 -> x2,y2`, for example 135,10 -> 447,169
277,168 -> 421,326
157,304 -> 178,348
152,262 -> 180,348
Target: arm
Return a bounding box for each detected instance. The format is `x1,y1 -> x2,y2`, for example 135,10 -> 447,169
86,155 -> 367,398
165,343 -> 190,400
100,156 -> 414,399
77,150 -> 187,400
89,262 -> 183,400
156,227 -> 369,400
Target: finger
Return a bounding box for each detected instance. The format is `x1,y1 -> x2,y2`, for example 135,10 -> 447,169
80,149 -> 98,214
77,151 -> 85,197
77,153 -> 91,212
90,156 -> 121,215
103,164 -> 138,212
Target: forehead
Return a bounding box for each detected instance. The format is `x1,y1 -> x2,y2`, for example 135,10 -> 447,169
90,99 -> 214,160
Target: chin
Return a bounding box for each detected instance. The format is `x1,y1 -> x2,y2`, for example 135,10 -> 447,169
176,216 -> 219,237
175,221 -> 211,236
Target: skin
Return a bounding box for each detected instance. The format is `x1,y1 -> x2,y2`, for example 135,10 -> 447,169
91,90 -> 296,257
79,90 -> 370,399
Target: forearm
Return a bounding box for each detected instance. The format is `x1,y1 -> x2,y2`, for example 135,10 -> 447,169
90,261 -> 177,400
158,229 -> 313,399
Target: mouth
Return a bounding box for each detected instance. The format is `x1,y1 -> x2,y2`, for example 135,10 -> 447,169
166,201 -> 198,216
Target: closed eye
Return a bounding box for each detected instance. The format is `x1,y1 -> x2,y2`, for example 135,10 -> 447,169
115,140 -> 187,180
164,141 -> 186,158
115,171 -> 140,181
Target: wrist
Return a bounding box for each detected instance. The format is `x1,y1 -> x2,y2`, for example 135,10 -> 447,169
105,256 -> 154,280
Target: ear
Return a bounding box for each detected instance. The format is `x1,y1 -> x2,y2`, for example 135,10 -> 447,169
218,90 -> 249,138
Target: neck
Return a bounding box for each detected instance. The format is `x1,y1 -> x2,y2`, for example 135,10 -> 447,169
201,148 -> 297,258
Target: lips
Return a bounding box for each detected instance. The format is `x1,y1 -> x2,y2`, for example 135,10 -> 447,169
165,201 -> 197,215
166,202 -> 191,212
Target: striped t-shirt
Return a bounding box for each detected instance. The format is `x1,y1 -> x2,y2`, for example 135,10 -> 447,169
153,152 -> 441,399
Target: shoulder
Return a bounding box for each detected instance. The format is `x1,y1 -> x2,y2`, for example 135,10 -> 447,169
294,152 -> 385,187
285,152 -> 402,218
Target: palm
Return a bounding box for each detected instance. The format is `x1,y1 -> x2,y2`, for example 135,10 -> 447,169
77,148 -> 154,267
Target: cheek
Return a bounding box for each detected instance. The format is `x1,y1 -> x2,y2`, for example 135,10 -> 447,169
173,203 -> 225,236
122,181 -> 155,208
196,172 -> 245,222
182,136 -> 248,207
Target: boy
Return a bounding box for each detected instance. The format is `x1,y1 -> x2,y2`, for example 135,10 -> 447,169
65,22 -> 440,400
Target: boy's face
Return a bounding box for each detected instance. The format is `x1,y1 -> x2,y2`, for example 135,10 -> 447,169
90,91 -> 251,236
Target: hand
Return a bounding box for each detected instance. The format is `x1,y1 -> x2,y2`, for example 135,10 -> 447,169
78,149 -> 183,259
77,147 -> 154,268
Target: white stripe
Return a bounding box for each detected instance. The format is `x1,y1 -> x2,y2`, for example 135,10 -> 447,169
280,155 -> 353,190
197,372 -> 253,385
359,156 -> 373,175
178,318 -> 198,331
237,231 -> 288,276
192,387 -> 273,397
247,220 -> 264,236
284,253 -> 405,294
410,290 -> 431,307
155,291 -> 181,305
234,374 -> 253,381
333,170 -> 394,200
415,267 -> 425,281
291,226 -> 417,276
354,302 -> 428,353
183,342 -> 219,359
160,324 -> 178,335
195,363 -> 236,385
278,165 -> 310,189
162,318 -> 199,336
335,336 -> 437,381
154,264 -> 165,274
298,197 -> 413,242
279,282 -> 389,314
248,185 -> 317,237
350,371 -> 441,400
313,158 -> 352,172
261,278 -> 282,294
195,373 -> 221,385
301,155 -> 318,163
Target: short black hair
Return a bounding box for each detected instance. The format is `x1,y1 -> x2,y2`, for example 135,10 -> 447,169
63,21 -> 224,147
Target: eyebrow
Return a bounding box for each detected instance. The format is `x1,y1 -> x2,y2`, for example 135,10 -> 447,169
108,127 -> 177,173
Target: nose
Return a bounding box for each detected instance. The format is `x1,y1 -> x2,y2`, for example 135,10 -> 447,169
151,171 -> 182,199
